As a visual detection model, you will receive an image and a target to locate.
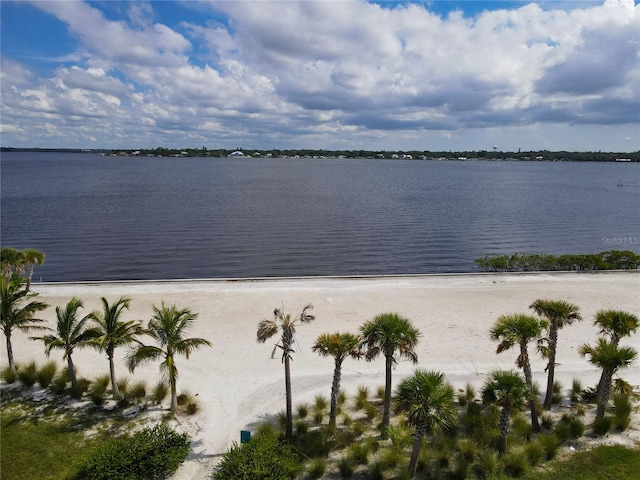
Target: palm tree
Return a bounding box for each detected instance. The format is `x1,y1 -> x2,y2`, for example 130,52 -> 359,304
20,248 -> 45,291
490,313 -> 547,432
592,310 -> 639,402
257,303 -> 315,439
593,310 -> 639,346
360,313 -> 420,438
394,370 -> 456,477
89,297 -> 144,400
579,338 -> 637,422
529,299 -> 582,409
1,274 -> 48,372
312,332 -> 361,428
32,297 -> 97,389
482,370 -> 529,455
127,303 -> 211,411
1,247 -> 24,278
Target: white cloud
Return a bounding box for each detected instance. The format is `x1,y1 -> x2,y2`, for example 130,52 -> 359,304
1,0 -> 638,150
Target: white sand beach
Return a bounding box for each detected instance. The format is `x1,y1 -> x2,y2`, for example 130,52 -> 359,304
3,272 -> 640,478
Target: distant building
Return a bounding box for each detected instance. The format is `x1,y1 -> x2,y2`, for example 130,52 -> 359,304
230,151 -> 244,157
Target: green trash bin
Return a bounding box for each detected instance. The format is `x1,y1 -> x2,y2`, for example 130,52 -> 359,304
240,430 -> 251,444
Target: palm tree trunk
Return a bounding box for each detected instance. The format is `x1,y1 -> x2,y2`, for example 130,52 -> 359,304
381,354 -> 393,439
596,369 -> 613,422
26,264 -> 34,291
543,326 -> 558,409
284,354 -> 293,440
170,375 -> 178,411
521,352 -> 540,432
408,426 -> 425,478
108,351 -> 119,400
499,407 -> 510,456
67,354 -> 77,389
6,334 -> 15,373
329,358 -> 342,428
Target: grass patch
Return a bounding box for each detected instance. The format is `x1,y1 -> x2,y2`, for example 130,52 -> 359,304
521,445 -> 640,480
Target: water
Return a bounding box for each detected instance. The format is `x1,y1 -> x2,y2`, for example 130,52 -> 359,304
1,152 -> 639,282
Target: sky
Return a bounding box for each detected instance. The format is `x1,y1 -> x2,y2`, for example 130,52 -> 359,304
1,0 -> 639,152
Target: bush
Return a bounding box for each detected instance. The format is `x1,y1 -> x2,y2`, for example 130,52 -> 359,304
186,401 -> 199,415
382,447 -> 405,468
377,385 -> 386,401
295,419 -> 308,437
337,456 -> 355,478
552,380 -> 563,405
386,423 -> 412,450
555,414 -> 584,441
365,401 -> 378,420
581,386 -> 598,403
69,378 -> 90,400
368,459 -> 385,480
593,416 -> 613,435
524,441 -> 546,466
152,381 -> 168,404
571,378 -> 583,403
349,442 -> 371,465
538,433 -> 560,460
307,457 -> 326,479
213,432 -> 300,480
1,365 -> 18,384
17,361 -> 38,387
613,394 -> 632,431
502,448 -> 529,477
116,377 -> 129,398
176,391 -> 193,406
129,380 -> 147,401
472,449 -> 500,479
540,413 -> 555,430
37,361 -> 58,388
90,375 -> 110,406
296,402 -> 309,419
82,424 -> 189,480
354,385 -> 369,410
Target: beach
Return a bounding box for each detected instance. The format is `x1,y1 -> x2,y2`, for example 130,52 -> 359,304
3,271 -> 640,478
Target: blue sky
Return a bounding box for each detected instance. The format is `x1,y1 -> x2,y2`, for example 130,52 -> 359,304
1,0 -> 638,151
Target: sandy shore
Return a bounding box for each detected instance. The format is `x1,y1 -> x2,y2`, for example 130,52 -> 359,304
3,272 -> 639,478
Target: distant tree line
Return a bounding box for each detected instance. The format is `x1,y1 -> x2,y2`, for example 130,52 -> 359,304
2,146 -> 639,162
475,250 -> 640,272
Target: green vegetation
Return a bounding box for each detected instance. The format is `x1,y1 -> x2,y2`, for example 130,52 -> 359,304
475,250 -> 640,272
80,424 -> 189,480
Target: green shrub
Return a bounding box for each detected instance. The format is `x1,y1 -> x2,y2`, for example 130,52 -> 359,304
368,459 -> 385,480
354,385 -> 369,410
570,377 -> 582,403
552,381 -> 563,405
1,365 -> 18,384
314,394 -> 328,413
255,421 -> 280,439
581,386 -> 597,403
295,419 -> 308,437
89,375 -> 110,406
365,401 -> 378,420
152,381 -> 168,404
49,375 -> 67,394
456,438 -> 479,463
382,447 -> 405,468
338,390 -> 347,406
296,402 -> 309,419
116,377 -> 129,398
538,433 -> 561,460
376,385 -> 386,401
313,411 -> 324,425
17,361 -> 38,387
613,394 -> 632,431
472,449 -> 500,479
512,414 -> 532,442
540,413 -> 554,430
386,423 -> 412,450
342,413 -> 353,426
214,432 -> 299,480
176,390 -> 193,406
69,378 -> 90,400
337,456 -> 355,478
555,413 -> 584,441
349,441 -> 372,465
307,457 -> 326,479
185,401 -> 199,415
502,448 -> 529,477
37,361 -> 58,388
593,415 -> 613,435
350,420 -> 367,437
82,424 -> 189,480
524,441 -> 546,466
129,380 -> 147,401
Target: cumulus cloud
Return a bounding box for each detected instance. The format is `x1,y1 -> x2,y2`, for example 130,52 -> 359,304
1,0 -> 638,150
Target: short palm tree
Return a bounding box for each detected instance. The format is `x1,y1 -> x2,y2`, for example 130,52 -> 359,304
32,297 -> 97,389
482,370 -> 528,455
127,303 -> 211,411
1,247 -> 24,278
257,303 -> 315,439
530,299 -> 582,409
360,313 -> 420,438
20,248 -> 45,291
579,338 -> 637,422
1,274 -> 48,372
89,297 -> 144,400
490,313 -> 547,432
312,332 -> 361,428
394,370 -> 456,476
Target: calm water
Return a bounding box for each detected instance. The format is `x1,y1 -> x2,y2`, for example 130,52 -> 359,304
1,152 -> 639,282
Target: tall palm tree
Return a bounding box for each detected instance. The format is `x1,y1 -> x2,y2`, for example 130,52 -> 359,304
89,297 -> 144,400
529,299 -> 582,409
1,247 -> 24,278
127,303 -> 211,411
579,338 -> 637,422
490,313 -> 547,432
394,370 -> 456,477
360,313 -> 420,438
20,248 -> 45,291
32,297 -> 97,389
592,310 -> 639,402
1,274 -> 48,372
312,332 -> 361,428
257,303 -> 315,440
482,370 -> 529,455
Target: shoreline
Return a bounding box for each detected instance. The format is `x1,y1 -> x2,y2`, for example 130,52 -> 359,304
3,271 -> 639,478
